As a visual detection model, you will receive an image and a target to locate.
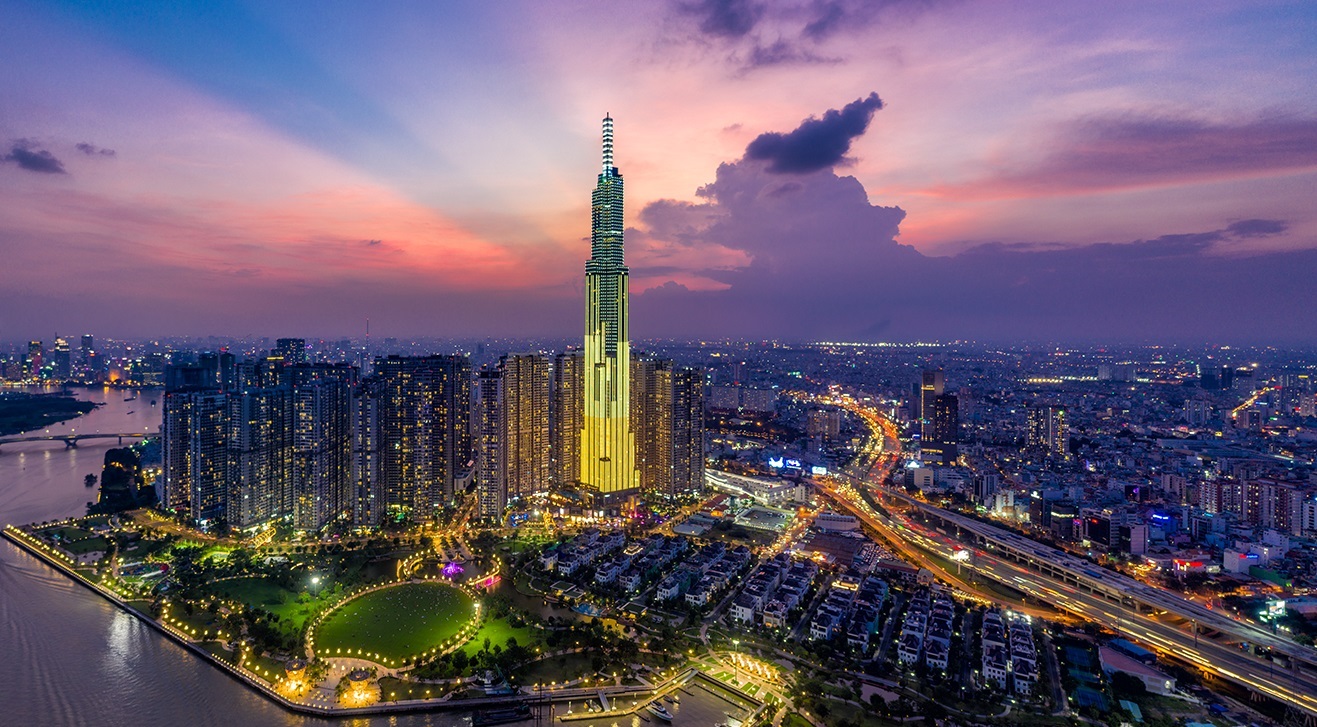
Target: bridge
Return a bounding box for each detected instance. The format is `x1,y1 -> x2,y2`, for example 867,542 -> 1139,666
0,432 -> 153,450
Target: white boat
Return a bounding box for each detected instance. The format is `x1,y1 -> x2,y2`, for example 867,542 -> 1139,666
646,702 -> 674,721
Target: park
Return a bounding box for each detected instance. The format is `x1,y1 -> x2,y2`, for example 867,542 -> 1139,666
313,581 -> 476,665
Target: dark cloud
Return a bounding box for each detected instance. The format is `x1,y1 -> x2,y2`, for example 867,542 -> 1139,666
802,1 -> 849,40
940,115 -> 1317,198
744,92 -> 883,173
75,142 -> 116,157
631,100 -> 1317,344
679,0 -> 764,38
3,140 -> 67,174
1226,218 -> 1288,238
744,39 -> 837,69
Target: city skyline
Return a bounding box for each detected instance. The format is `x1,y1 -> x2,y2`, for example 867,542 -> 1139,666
3,2 -> 1316,343
7,4 -> 1317,725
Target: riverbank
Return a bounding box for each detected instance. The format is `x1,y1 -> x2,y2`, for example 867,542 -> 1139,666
1,523 -> 712,721
0,392 -> 98,437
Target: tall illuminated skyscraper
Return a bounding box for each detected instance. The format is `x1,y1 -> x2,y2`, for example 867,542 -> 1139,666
580,114 -> 639,498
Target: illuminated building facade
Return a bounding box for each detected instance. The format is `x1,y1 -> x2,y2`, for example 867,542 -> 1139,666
580,114 -> 639,498
475,368 -> 505,519
919,368 -> 944,442
500,353 -> 551,499
551,349 -> 584,487
370,355 -> 471,519
632,354 -> 673,495
671,366 -> 706,495
1027,404 -> 1069,460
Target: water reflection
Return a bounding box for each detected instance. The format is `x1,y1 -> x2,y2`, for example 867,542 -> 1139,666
0,387 -> 476,726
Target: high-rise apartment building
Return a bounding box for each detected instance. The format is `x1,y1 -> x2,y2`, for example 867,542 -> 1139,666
807,409 -> 843,443
671,366 -> 706,495
276,337 -> 308,365
288,364 -> 355,531
371,355 -> 471,519
226,387 -> 294,530
580,114 -> 638,499
27,340 -> 43,378
919,369 -> 945,442
632,355 -> 674,495
51,337 -> 71,379
475,368 -> 505,519
500,353 -> 551,499
924,393 -> 959,464
1027,404 -> 1069,459
161,387 -> 229,522
551,349 -> 584,487
352,377 -> 382,525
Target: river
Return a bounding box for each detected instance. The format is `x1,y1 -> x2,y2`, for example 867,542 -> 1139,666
0,387 -> 472,726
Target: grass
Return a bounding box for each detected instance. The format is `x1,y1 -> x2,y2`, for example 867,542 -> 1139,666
199,640 -> 237,663
42,526 -> 110,555
314,582 -> 474,663
782,714 -> 814,727
513,651 -> 600,686
163,606 -> 224,637
378,676 -> 440,701
205,576 -> 329,631
242,651 -> 287,683
460,616 -> 539,658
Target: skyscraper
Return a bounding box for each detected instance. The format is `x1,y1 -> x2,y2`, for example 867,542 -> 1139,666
27,340 -> 42,378
925,393 -> 959,464
371,355 -> 472,519
632,355 -> 674,495
1027,404 -> 1069,460
161,387 -> 229,522
288,364 -> 356,531
580,114 -> 638,499
500,353 -> 551,499
671,366 -> 706,495
226,386 -> 294,530
919,369 -> 945,443
475,368 -> 505,519
551,349 -> 584,487
276,337 -> 308,365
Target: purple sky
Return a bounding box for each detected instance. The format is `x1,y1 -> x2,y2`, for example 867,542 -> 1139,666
2,1 -> 1316,343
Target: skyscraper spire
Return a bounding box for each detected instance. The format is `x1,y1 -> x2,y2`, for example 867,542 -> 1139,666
602,113 -> 614,172
581,113 -> 638,499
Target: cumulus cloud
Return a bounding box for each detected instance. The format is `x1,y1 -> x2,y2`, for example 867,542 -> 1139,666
75,142 -> 116,157
631,97 -> 1317,343
3,140 -> 67,174
744,92 -> 883,173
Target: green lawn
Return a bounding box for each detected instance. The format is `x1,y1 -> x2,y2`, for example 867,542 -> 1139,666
461,616 -> 539,658
378,676 -> 442,701
205,575 -> 344,633
314,582 -> 475,663
43,526 -> 110,555
513,651 -> 600,685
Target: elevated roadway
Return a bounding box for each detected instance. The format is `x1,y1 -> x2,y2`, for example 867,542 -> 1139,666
824,401 -> 1317,722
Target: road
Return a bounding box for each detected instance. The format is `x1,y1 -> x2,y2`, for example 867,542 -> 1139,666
819,400 -> 1317,721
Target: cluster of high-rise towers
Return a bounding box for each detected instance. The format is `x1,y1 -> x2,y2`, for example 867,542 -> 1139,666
161,117 -> 705,532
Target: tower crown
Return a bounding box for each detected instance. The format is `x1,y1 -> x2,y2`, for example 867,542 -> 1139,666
602,114 -> 614,172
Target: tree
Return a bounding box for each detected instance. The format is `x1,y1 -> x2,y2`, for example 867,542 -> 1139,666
1111,671 -> 1146,696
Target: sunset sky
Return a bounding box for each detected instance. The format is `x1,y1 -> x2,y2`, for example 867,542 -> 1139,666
3,1 -> 1316,343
